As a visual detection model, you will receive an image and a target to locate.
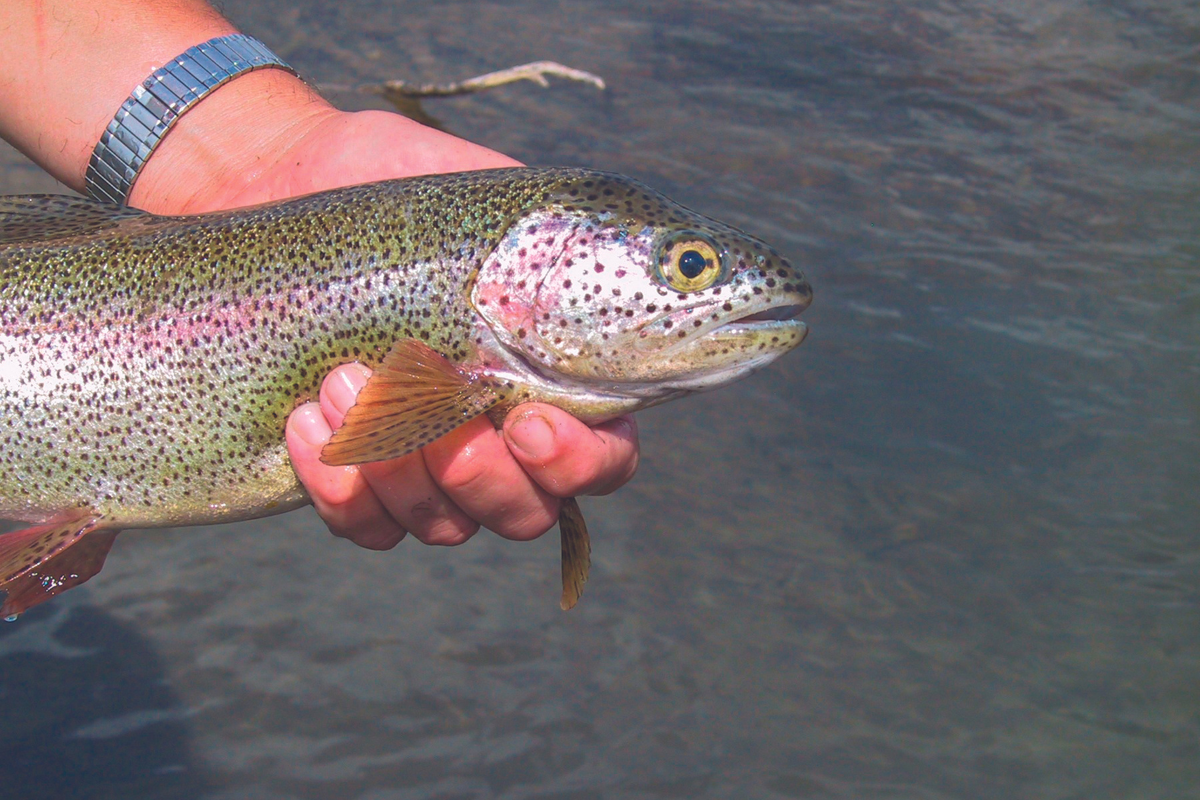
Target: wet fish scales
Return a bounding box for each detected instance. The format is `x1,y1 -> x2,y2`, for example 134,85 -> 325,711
0,167 -> 811,616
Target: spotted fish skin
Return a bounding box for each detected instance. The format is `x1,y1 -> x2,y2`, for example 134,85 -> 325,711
0,167 -> 811,611
2,171 -> 518,526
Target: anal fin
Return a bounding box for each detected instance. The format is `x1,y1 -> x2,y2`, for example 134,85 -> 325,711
559,497 -> 591,611
321,338 -> 505,466
0,512 -> 119,618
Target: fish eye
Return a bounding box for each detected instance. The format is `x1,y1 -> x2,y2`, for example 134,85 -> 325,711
659,234 -> 724,292
678,250 -> 707,279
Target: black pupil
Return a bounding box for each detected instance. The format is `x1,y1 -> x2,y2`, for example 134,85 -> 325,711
678,249 -> 708,279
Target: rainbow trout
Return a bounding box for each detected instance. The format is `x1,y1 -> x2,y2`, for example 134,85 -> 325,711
0,167 -> 811,618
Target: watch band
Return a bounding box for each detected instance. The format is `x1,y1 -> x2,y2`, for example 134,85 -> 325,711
85,34 -> 299,207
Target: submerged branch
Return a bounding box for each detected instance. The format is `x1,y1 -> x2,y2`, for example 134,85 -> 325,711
357,61 -> 607,99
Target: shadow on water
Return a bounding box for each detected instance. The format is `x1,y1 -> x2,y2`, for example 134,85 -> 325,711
0,598 -> 212,799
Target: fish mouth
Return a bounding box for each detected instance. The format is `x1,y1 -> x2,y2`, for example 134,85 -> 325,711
713,303 -> 809,338
642,295 -> 809,393
728,304 -> 806,325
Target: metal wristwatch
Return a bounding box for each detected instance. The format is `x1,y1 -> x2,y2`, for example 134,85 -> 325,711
84,34 -> 299,207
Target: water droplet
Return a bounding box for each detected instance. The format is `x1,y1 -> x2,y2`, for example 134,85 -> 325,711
4,614 -> 19,623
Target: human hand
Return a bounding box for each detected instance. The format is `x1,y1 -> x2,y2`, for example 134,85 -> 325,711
129,74 -> 641,549
287,366 -> 639,549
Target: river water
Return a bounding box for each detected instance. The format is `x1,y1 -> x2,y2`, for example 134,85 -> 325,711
1,1 -> 1197,798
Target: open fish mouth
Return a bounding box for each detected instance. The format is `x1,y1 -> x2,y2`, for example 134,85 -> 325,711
715,303 -> 809,335
649,300 -> 809,393
731,304 -> 806,324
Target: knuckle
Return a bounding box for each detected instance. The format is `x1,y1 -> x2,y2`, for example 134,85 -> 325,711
396,490 -> 479,545
362,451 -> 422,484
587,440 -> 640,496
415,519 -> 479,547
321,488 -> 369,518
555,455 -> 612,497
307,466 -> 367,508
318,483 -> 359,508
354,528 -> 408,551
490,504 -> 558,542
434,448 -> 495,496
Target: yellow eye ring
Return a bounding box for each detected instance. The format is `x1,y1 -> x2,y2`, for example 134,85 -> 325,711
659,235 -> 724,292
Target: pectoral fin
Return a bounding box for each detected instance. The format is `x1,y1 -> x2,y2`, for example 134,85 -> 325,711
321,339 -> 506,466
558,497 -> 591,611
0,512 -> 119,618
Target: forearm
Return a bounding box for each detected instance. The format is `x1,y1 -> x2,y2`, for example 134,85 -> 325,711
0,1 -> 232,186
0,0 -> 334,212
0,0 -> 519,216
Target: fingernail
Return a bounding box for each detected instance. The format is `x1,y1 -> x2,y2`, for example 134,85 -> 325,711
324,364 -> 371,415
291,403 -> 332,447
507,412 -> 555,458
611,416 -> 636,439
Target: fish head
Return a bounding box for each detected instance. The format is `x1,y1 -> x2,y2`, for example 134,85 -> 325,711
470,172 -> 812,396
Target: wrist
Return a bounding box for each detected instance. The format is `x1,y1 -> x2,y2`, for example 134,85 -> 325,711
128,68 -> 337,215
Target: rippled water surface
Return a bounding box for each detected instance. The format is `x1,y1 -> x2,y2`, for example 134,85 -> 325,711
2,1 -> 1198,797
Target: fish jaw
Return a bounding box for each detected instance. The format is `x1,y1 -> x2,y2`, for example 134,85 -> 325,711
639,316 -> 809,394
470,181 -> 812,399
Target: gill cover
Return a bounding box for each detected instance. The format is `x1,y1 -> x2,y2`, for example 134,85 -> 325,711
471,175 -> 810,384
